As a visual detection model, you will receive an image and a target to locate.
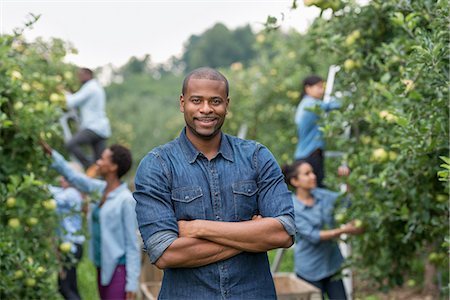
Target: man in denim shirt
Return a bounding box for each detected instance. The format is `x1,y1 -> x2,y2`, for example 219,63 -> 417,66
134,67 -> 295,299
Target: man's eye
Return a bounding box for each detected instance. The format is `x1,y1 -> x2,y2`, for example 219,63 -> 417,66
191,98 -> 201,104
211,99 -> 222,105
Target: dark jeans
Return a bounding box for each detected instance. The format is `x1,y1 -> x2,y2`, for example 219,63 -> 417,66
303,148 -> 325,188
66,129 -> 107,168
59,243 -> 83,300
297,273 -> 347,300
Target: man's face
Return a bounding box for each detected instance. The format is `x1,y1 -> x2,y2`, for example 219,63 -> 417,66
180,78 -> 229,140
78,70 -> 91,84
305,81 -> 325,100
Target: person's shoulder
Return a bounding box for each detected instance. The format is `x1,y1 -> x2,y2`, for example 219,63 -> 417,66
225,133 -> 264,154
312,188 -> 340,200
138,138 -> 180,165
119,187 -> 135,203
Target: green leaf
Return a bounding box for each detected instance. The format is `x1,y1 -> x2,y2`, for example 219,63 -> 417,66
439,156 -> 450,165
395,117 -> 408,127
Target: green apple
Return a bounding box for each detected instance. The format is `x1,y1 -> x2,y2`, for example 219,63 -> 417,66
388,151 -> 398,161
27,217 -> 38,226
43,199 -> 57,210
35,266 -> 46,276
59,242 -> 73,253
11,70 -> 22,81
14,270 -> 24,279
354,219 -> 363,228
8,218 -> 20,228
14,101 -> 24,110
344,59 -> 356,72
25,278 -> 36,287
371,148 -> 388,163
436,194 -> 448,203
6,197 -> 16,208
335,213 -> 345,223
21,83 -> 31,92
64,71 -> 73,80
407,279 -> 416,287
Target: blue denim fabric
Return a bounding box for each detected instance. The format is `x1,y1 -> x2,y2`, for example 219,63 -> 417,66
294,95 -> 341,159
293,188 -> 344,282
134,128 -> 295,299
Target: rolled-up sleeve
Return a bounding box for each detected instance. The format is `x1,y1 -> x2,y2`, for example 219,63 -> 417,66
133,152 -> 179,264
275,215 -> 296,238
254,145 -> 295,239
145,230 -> 178,264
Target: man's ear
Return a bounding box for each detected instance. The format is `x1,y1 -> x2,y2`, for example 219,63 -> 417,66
179,94 -> 185,113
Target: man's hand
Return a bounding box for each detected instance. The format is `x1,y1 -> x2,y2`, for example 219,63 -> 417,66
125,292 -> 136,300
39,140 -> 53,156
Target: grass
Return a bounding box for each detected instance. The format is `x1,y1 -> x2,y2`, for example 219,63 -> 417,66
77,243 -> 100,300
268,247 -> 295,273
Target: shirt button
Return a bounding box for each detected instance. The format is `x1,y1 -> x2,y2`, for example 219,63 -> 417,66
184,196 -> 189,200
247,189 -> 251,192
214,192 -> 218,196
216,216 -> 220,220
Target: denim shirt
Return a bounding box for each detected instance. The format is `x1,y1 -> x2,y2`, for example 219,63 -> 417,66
48,185 -> 85,248
293,188 -> 344,281
51,150 -> 141,292
134,128 -> 295,299
294,95 -> 340,159
66,79 -> 111,138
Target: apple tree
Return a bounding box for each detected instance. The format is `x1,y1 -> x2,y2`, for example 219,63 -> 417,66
0,17 -> 79,299
300,0 -> 449,293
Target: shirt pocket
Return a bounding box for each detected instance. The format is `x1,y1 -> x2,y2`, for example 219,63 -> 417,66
232,181 -> 258,221
171,186 -> 205,220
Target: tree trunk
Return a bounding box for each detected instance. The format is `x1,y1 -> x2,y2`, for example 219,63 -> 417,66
423,252 -> 439,298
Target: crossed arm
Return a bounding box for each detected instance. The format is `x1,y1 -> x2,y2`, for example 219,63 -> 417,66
155,216 -> 293,269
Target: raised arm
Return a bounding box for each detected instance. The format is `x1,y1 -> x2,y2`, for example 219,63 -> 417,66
51,150 -> 105,194
65,82 -> 92,108
40,140 -> 105,194
178,217 -> 292,253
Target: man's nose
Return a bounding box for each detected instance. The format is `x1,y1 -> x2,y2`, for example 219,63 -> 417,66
199,100 -> 213,113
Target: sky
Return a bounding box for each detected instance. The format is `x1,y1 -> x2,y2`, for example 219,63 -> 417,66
1,0 -> 321,69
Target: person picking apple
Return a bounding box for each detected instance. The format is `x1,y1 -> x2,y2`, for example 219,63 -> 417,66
282,160 -> 364,300
41,140 -> 140,300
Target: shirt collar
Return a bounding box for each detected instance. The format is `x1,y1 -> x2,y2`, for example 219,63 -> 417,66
106,182 -> 127,199
292,190 -> 322,211
179,127 -> 234,163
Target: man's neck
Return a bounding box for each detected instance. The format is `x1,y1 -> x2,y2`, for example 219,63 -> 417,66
186,129 -> 221,160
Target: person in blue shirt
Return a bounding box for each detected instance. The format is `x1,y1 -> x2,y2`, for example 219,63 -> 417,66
282,160 -> 363,300
49,165 -> 85,300
294,75 -> 341,187
133,67 -> 295,299
65,68 -> 111,170
41,142 -> 140,300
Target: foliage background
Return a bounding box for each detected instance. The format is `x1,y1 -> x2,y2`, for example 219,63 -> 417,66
2,1 -> 449,297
